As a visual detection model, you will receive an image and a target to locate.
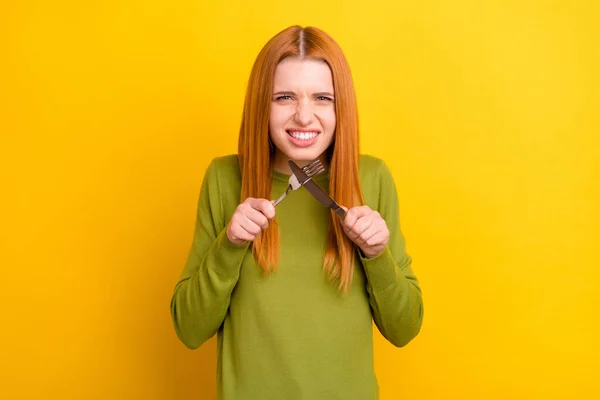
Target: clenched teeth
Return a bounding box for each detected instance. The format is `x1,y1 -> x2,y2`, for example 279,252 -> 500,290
287,131 -> 319,140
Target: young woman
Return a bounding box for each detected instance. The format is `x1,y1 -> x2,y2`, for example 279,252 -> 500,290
170,25 -> 423,400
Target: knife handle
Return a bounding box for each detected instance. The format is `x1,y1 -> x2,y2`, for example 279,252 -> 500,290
331,203 -> 346,219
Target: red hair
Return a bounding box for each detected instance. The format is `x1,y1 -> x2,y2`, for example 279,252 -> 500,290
238,26 -> 364,293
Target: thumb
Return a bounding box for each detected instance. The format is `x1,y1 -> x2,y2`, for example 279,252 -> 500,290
339,205 -> 350,227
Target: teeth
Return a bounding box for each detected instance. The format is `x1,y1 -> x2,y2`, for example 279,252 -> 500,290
288,131 -> 319,140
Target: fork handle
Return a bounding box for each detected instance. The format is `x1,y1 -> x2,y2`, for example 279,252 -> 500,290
273,185 -> 292,207
273,192 -> 287,207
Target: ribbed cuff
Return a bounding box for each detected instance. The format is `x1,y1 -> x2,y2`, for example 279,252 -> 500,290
359,246 -> 398,293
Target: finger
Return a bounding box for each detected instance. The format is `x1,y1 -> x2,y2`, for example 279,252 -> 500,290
237,214 -> 262,236
343,207 -> 359,230
340,206 -> 350,230
228,220 -> 256,242
365,230 -> 388,247
352,205 -> 372,218
340,205 -> 350,223
344,205 -> 372,230
232,227 -> 255,243
243,207 -> 270,230
349,215 -> 375,241
348,209 -> 377,235
249,198 -> 276,220
357,222 -> 380,245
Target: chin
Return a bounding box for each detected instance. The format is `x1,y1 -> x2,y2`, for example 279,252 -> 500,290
285,147 -> 324,161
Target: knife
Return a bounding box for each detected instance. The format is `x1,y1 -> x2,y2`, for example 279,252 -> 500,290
288,160 -> 346,219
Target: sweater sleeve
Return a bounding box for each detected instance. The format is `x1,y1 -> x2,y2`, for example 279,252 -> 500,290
170,159 -> 250,349
359,161 -> 424,347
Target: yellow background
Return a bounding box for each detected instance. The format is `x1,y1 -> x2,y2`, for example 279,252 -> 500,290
2,1 -> 599,399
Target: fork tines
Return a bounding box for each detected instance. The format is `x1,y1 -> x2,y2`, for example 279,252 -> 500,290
301,159 -> 325,178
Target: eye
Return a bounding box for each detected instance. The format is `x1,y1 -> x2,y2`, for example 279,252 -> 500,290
275,95 -> 293,101
316,96 -> 334,102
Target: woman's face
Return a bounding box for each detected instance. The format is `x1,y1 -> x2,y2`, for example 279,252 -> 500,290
269,57 -> 336,172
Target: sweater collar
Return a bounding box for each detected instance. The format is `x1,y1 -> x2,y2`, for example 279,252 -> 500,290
271,168 -> 330,184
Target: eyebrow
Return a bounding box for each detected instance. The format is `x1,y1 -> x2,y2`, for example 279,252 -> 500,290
273,91 -> 335,97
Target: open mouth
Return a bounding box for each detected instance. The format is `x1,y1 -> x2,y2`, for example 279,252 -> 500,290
286,130 -> 320,141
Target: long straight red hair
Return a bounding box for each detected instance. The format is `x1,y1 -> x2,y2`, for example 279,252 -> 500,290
238,26 -> 364,293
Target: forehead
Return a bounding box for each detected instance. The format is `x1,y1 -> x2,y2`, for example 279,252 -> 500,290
273,57 -> 334,91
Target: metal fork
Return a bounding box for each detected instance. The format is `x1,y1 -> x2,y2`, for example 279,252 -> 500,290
273,159 -> 325,206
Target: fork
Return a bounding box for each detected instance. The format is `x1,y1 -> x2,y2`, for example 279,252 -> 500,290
272,159 -> 325,206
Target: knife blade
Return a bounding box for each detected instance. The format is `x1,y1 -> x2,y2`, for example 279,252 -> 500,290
288,160 -> 346,219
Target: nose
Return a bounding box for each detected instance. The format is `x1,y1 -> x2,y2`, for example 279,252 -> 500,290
293,100 -> 314,126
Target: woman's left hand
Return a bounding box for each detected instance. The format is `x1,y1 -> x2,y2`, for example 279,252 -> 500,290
340,205 -> 389,259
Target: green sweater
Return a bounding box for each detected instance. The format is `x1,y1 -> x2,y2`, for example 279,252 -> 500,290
170,154 -> 423,400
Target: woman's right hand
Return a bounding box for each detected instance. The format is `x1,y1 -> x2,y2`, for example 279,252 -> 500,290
226,198 -> 276,245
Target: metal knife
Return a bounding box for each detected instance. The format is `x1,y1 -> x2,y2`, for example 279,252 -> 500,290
288,160 -> 346,219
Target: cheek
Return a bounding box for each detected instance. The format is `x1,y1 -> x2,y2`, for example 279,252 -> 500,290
317,108 -> 336,133
269,107 -> 291,132
325,115 -> 336,134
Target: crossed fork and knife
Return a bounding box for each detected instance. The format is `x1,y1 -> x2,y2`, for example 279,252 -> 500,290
272,159 -> 346,219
